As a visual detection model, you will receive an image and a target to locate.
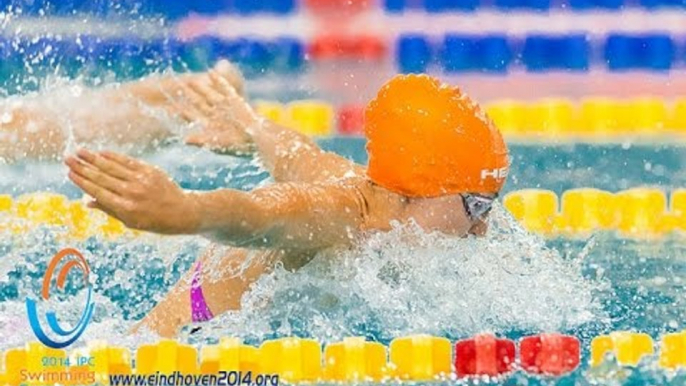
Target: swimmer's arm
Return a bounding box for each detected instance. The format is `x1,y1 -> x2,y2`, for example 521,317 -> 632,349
181,71 -> 364,183
0,104 -> 67,161
0,80 -> 176,161
250,121 -> 365,183
189,182 -> 366,250
66,149 -> 365,247
0,66 -> 243,162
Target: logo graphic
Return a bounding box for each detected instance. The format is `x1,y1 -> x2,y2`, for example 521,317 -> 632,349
26,248 -> 95,349
480,167 -> 509,181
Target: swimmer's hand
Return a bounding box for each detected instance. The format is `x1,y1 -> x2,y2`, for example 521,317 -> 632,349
169,69 -> 261,157
65,149 -> 200,235
184,120 -> 255,157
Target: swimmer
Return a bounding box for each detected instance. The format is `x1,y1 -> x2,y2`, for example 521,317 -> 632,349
62,73 -> 509,338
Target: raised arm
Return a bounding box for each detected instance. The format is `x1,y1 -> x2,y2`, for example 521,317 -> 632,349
65,149 -> 368,251
179,71 -> 364,184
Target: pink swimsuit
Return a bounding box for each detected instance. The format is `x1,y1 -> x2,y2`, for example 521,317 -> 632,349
190,262 -> 214,323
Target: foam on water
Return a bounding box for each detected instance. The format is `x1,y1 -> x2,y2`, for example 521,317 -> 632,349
186,204 -> 608,345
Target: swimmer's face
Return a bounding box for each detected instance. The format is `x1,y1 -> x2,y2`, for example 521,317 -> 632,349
405,194 -> 489,237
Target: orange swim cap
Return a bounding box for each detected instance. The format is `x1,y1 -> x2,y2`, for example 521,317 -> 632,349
365,74 -> 509,197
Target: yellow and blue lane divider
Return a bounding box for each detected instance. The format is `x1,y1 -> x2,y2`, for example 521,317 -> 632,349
486,97 -> 686,139
3,331 -> 686,385
0,193 -> 136,240
0,334 -> 580,385
591,331 -> 686,370
252,97 -> 686,139
1,189 -> 685,240
255,100 -> 335,137
503,187 -> 686,239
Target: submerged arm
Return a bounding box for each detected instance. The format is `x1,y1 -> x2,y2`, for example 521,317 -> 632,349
0,63 -> 242,162
0,91 -> 172,161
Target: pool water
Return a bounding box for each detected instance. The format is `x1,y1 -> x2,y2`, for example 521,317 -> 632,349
1,139 -> 686,384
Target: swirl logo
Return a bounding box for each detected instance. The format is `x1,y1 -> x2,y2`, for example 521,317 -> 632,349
26,248 -> 95,349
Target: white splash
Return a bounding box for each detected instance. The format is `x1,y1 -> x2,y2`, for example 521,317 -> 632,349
191,204 -> 607,344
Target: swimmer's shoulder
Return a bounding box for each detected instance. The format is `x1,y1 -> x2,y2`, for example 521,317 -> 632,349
330,174 -> 405,231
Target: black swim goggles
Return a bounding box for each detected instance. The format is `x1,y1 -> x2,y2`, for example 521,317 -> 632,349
461,193 -> 497,222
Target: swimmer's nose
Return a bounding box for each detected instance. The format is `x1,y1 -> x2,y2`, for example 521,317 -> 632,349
468,219 -> 488,236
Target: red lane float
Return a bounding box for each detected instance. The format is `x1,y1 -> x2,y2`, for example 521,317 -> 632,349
337,104 -> 365,135
455,334 -> 516,378
308,35 -> 387,61
520,334 -> 580,376
304,0 -> 374,14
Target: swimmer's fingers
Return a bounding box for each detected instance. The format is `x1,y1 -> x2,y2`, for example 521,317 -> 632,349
100,151 -> 146,172
166,93 -> 206,124
185,118 -> 236,146
68,171 -> 123,213
184,120 -> 255,156
87,199 -> 119,219
157,78 -> 192,104
66,156 -> 126,195
161,77 -> 213,120
213,59 -> 245,96
188,79 -> 228,107
208,71 -> 260,121
176,82 -> 215,118
188,76 -> 261,133
208,70 -> 241,99
75,149 -> 132,181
